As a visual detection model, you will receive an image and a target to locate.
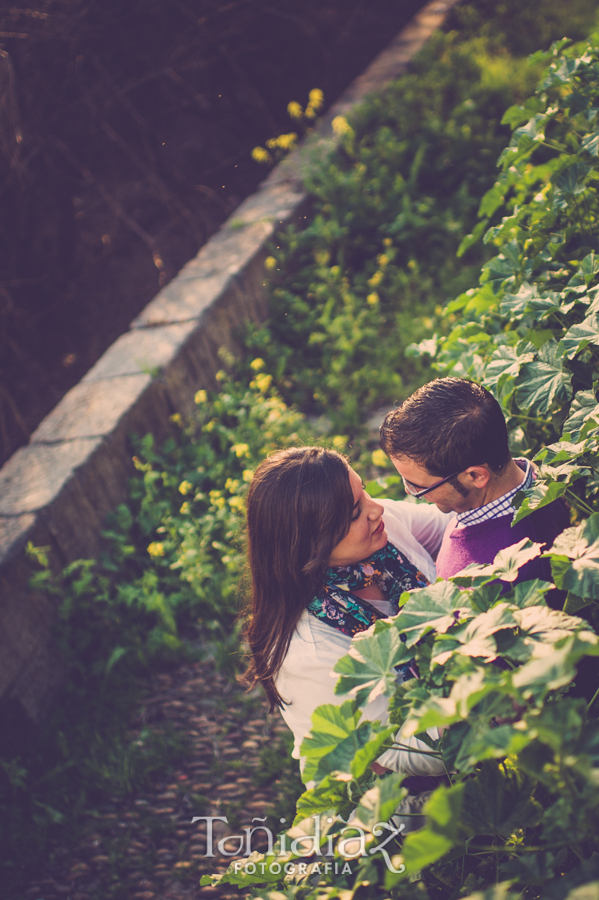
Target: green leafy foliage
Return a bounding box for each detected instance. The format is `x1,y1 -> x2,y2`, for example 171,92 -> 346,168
209,15 -> 599,900
9,1 -> 599,897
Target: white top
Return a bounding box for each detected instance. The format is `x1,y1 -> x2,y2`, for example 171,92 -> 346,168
276,499 -> 452,779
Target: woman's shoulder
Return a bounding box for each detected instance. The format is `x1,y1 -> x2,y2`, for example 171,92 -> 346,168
284,610 -> 353,661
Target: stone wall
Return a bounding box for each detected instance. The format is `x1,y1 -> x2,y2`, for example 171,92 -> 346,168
0,0 -> 459,726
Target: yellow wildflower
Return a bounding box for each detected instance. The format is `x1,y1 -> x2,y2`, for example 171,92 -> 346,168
179,480 -> 193,495
332,116 -> 353,137
225,478 -> 240,492
229,495 -> 245,511
383,237 -> 393,247
367,292 -> 379,306
377,254 -> 390,268
287,101 -> 303,119
147,542 -> 165,558
170,412 -> 182,425
232,443 -> 250,458
179,502 -> 191,515
264,256 -> 277,271
250,357 -> 265,371
267,132 -> 297,151
242,469 -> 254,483
372,449 -> 389,468
332,435 -> 348,450
194,389 -> 207,405
251,146 -> 272,164
253,373 -> 272,393
368,271 -> 383,287
209,490 -> 226,509
308,88 -> 324,110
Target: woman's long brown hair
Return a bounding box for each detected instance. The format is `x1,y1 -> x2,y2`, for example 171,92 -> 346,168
244,447 -> 354,711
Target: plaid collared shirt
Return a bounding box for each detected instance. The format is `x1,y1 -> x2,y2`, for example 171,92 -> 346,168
455,458 -> 533,528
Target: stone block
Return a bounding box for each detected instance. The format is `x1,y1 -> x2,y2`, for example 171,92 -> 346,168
0,440 -> 104,517
31,374 -> 153,443
82,321 -> 198,382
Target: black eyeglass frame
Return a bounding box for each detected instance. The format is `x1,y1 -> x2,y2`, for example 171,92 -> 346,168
403,470 -> 463,499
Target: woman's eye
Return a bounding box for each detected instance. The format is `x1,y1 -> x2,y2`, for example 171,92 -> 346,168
352,507 -> 361,521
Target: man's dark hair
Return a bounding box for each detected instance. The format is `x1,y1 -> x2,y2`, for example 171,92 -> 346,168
380,377 -> 511,476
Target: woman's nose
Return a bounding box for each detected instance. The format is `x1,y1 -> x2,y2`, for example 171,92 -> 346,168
367,498 -> 384,519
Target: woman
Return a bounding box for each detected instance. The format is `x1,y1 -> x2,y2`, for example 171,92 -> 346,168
245,446 -> 449,781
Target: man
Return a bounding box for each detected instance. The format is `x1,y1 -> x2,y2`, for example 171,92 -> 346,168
379,377 -> 569,587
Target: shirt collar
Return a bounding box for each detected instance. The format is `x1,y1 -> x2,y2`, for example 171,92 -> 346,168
455,458 -> 533,527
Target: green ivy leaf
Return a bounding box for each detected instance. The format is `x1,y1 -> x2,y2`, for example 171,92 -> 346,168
559,313 -> 599,359
548,514 -> 599,599
562,390 -> 599,439
451,538 -> 542,587
461,761 -> 541,839
352,773 -> 407,833
334,622 -> 413,705
512,480 -> 570,524
301,701 -> 364,783
394,581 -> 473,647
515,341 -> 573,414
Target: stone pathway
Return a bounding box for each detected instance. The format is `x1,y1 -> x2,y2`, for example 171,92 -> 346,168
21,659 -> 303,900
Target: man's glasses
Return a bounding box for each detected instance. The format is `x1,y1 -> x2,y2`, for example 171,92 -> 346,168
403,470 -> 462,499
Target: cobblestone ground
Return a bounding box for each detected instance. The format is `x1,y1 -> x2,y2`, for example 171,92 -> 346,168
21,659 -> 303,900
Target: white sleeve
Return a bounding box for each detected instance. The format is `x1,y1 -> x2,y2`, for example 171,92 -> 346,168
381,498 -> 454,560
362,693 -> 447,776
278,615 -> 446,779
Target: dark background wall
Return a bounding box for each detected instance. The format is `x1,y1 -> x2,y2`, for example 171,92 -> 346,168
0,0 -> 425,468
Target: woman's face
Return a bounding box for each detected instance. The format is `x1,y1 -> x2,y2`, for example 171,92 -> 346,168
328,466 -> 387,567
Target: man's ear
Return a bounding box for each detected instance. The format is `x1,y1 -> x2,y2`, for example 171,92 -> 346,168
462,465 -> 491,489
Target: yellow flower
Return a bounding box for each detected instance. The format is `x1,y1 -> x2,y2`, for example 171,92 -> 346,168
229,495 -> 245,511
147,542 -> 165,558
368,270 -> 383,287
308,88 -> 324,110
179,480 -> 193,495
332,435 -> 348,450
253,373 -> 272,393
332,116 -> 353,137
287,101 -> 303,119
170,412 -> 182,425
179,501 -> 191,515
383,237 -> 393,247
232,443 -> 250,458
377,254 -> 390,268
209,490 -> 226,509
242,469 -> 254,483
251,146 -> 272,164
250,357 -> 265,371
264,256 -> 277,271
267,132 -> 297,151
372,449 -> 389,468
225,478 -> 240,492
194,389 -> 207,405
367,292 -> 379,306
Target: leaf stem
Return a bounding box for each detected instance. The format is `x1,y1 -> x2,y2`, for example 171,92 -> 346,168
587,683 -> 599,712
509,413 -> 554,425
564,488 -> 595,515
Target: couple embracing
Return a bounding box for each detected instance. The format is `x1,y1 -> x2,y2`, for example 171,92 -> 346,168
242,377 -> 569,807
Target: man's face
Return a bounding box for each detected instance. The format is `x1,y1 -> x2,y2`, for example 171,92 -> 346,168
390,454 -> 475,513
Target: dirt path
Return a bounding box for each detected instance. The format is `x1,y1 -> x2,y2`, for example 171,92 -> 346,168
21,659 -> 302,900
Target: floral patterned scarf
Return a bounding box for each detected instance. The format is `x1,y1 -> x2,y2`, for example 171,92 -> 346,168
307,541 -> 428,682
308,541 -> 428,635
